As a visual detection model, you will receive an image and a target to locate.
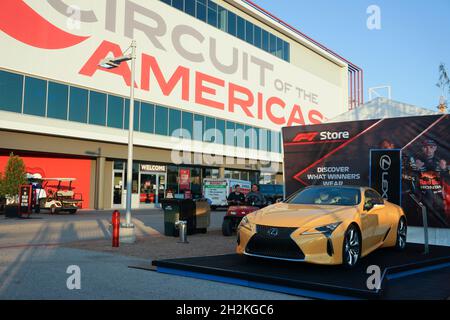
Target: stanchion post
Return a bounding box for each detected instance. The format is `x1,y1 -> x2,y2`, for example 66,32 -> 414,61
410,194 -> 429,254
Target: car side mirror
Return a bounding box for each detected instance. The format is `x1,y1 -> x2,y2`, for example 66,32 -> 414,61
364,200 -> 374,211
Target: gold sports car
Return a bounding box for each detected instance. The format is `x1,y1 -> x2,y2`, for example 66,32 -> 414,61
236,186 -> 407,267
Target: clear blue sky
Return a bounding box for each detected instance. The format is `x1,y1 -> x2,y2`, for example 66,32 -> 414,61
253,0 -> 450,110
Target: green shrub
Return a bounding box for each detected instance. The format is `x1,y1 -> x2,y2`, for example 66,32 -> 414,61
2,153 -> 26,204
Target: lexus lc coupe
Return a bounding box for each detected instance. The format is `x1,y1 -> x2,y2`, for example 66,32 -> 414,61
236,186 -> 407,267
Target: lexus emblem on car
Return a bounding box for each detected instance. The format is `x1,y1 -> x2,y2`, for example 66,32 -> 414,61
268,228 -> 279,237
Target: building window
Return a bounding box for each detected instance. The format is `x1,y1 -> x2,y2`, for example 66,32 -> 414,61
262,29 -> 269,52
249,171 -> 259,184
269,33 -> 277,56
276,37 -> 283,59
193,114 -> 204,141
235,123 -> 245,148
169,108 -> 181,137
207,1 -> 218,27
114,160 -> 124,170
218,5 -> 227,31
24,77 -> 47,117
182,111 -> 193,139
123,162 -> 139,193
155,105 -> 168,136
216,118 -> 225,145
245,21 -> 254,45
167,165 -> 179,194
88,91 -> 106,126
227,11 -> 236,36
245,125 -> 256,149
203,168 -> 219,179
69,87 -> 88,123
124,99 -> 140,130
236,16 -> 245,41
259,128 -> 269,151
172,0 -> 183,11
107,95 -> 124,129
160,0 -> 290,62
190,167 -> 202,196
226,121 -> 235,146
204,116 -> 216,142
47,81 -> 68,120
196,0 -> 207,22
0,70 -> 23,113
185,0 -> 195,16
140,102 -> 154,134
254,25 -> 262,48
283,41 -> 290,62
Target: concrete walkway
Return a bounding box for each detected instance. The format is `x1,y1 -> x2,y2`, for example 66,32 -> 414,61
0,209 -> 225,248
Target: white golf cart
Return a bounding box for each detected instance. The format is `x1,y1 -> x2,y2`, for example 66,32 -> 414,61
38,178 -> 83,214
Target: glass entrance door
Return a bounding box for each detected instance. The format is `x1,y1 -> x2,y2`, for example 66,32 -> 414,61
140,174 -> 157,205
139,173 -> 167,206
113,170 -> 124,206
158,174 -> 166,203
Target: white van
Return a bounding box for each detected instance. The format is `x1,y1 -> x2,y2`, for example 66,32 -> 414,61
203,178 -> 251,209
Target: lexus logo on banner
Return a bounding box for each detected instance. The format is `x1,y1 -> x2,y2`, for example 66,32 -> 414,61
370,150 -> 402,205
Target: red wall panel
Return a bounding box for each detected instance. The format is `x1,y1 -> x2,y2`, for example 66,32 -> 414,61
0,156 -> 92,208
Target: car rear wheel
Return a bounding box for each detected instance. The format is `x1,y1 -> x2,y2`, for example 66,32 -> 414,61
222,219 -> 233,236
395,217 -> 407,251
342,224 -> 361,268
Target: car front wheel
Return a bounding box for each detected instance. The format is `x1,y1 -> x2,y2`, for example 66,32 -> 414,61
342,224 -> 361,268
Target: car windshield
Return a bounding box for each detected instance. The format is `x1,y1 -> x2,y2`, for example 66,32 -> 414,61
287,187 -> 361,206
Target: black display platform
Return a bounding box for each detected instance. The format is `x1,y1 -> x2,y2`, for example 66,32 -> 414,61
151,243 -> 450,300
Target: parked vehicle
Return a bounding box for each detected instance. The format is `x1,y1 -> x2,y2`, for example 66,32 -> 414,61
203,178 -> 251,210
38,178 -> 83,214
237,186 -> 407,267
222,199 -> 262,236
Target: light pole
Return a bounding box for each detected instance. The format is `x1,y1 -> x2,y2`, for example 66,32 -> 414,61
99,40 -> 137,243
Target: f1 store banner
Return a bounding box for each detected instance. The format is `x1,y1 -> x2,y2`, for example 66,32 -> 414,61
282,115 -> 450,228
0,0 -> 345,131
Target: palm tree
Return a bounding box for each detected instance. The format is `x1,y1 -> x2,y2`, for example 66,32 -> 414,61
436,63 -> 449,112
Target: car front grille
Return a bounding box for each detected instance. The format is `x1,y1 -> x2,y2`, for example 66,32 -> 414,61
245,225 -> 304,260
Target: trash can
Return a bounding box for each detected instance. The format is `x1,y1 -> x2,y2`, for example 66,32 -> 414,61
161,198 -> 195,237
193,199 -> 211,233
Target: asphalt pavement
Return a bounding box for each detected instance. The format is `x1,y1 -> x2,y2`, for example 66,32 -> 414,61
1,209 -> 449,300
0,245 -> 300,300
0,210 -> 301,300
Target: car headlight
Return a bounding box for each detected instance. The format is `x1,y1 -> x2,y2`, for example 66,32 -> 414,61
303,222 -> 342,236
238,216 -> 252,231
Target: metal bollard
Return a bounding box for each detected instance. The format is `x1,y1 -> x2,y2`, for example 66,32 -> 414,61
175,220 -> 188,244
112,210 -> 120,247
